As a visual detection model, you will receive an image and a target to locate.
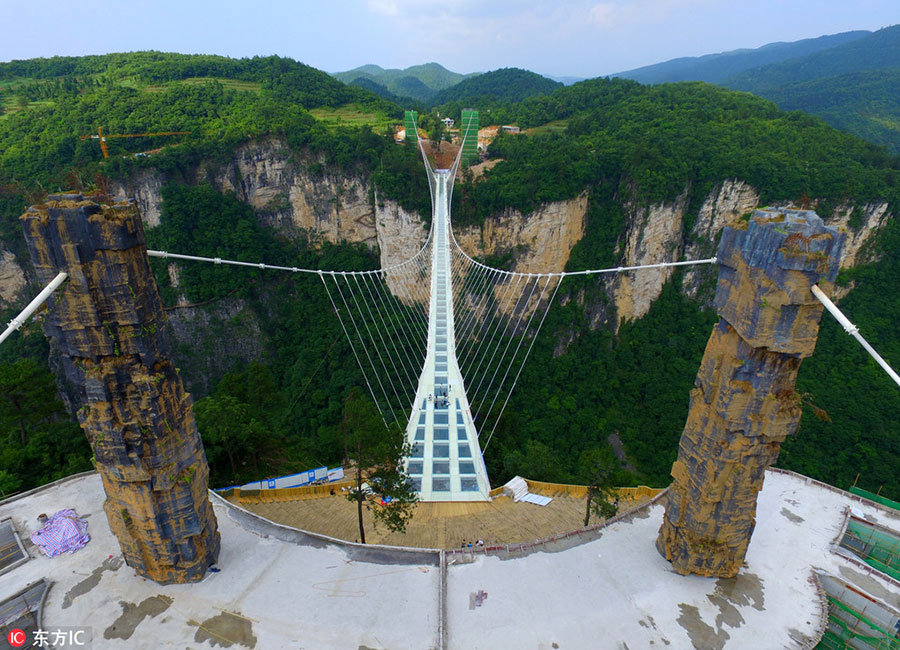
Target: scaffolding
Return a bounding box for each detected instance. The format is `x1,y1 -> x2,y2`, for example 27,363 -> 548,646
404,110 -> 418,145
841,518 -> 900,582
0,580 -> 49,645
817,575 -> 900,649
460,109 -> 478,166
0,518 -> 28,576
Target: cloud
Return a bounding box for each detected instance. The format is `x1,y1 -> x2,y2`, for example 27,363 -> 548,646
587,0 -> 718,31
366,0 -> 399,16
588,3 -> 616,28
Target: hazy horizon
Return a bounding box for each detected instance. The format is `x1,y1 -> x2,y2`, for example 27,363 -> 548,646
1,1 -> 896,79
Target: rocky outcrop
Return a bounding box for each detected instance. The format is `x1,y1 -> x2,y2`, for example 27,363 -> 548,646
456,194 -> 588,273
213,139 -> 378,246
20,194 -> 220,584
376,195 -> 429,300
827,201 -> 890,268
656,208 -> 845,577
611,191 -> 689,324
110,169 -> 165,228
0,249 -> 26,307
682,180 -> 760,299
454,195 -> 588,318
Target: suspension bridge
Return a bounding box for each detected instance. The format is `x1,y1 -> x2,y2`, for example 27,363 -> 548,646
3,125 -> 899,507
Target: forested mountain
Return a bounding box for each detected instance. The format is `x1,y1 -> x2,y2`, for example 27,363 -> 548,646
724,25 -> 900,153
449,78 -> 899,497
332,62 -> 477,102
1,52 -> 898,504
429,68 -> 562,115
347,76 -> 415,106
613,30 -> 869,84
726,25 -> 900,92
756,69 -> 900,156
613,25 -> 900,154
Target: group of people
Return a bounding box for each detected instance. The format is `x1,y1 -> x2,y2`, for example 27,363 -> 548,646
460,538 -> 484,548
428,388 -> 451,409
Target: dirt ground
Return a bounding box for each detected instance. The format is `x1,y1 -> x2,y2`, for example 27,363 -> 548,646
228,490 -> 654,549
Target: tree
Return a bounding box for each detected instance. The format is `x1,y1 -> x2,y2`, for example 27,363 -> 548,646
431,117 -> 445,146
341,389 -> 417,543
194,394 -> 274,487
0,359 -> 90,492
579,448 -> 619,527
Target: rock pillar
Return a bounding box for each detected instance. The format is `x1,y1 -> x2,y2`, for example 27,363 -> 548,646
656,208 -> 844,577
21,194 -> 220,584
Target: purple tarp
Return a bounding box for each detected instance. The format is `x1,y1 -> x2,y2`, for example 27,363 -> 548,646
30,509 -> 90,557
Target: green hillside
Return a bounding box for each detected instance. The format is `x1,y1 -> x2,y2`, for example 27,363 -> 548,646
759,69 -> 900,155
721,25 -> 900,153
610,26 -> 900,154
429,68 -> 562,116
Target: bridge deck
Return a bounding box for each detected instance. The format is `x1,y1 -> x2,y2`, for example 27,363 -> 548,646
404,168 -> 492,501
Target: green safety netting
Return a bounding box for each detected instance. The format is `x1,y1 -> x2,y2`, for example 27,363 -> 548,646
817,596 -> 900,650
850,487 -> 900,513
843,520 -> 900,582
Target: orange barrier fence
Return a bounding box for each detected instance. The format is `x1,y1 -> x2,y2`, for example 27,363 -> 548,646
222,477 -> 662,505
522,479 -> 662,501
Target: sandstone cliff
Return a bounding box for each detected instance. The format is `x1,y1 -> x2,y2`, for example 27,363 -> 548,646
0,249 -> 26,307
21,194 -> 220,584
609,180 -> 890,327
657,208 -> 845,577
19,141 -> 887,396
455,194 -> 588,274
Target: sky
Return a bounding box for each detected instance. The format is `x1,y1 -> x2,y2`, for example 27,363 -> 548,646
0,0 -> 896,78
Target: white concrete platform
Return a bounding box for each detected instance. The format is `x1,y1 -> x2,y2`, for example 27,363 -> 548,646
2,469 -> 900,649
0,473 -> 440,649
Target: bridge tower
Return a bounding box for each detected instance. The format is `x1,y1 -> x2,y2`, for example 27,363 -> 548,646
460,109 -> 478,166
404,110 -> 418,145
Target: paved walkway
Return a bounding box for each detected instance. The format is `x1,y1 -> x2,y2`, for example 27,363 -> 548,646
4,470 -> 900,648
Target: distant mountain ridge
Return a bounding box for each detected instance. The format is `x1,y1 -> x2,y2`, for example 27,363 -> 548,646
725,25 -> 900,154
613,30 -> 870,84
726,25 -> 900,92
612,25 -> 900,155
332,62 -> 479,102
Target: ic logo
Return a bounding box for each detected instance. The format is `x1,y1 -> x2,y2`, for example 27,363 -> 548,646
7,628 -> 27,647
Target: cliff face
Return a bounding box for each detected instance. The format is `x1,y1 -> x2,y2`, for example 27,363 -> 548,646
213,139 -> 378,246
454,195 -> 588,318
456,194 -> 589,274
681,180 -> 760,300
609,180 -> 890,326
0,249 -> 27,307
78,144 -> 893,389
611,191 -> 690,324
20,194 -> 220,584
827,201 -> 890,268
110,169 -> 166,228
